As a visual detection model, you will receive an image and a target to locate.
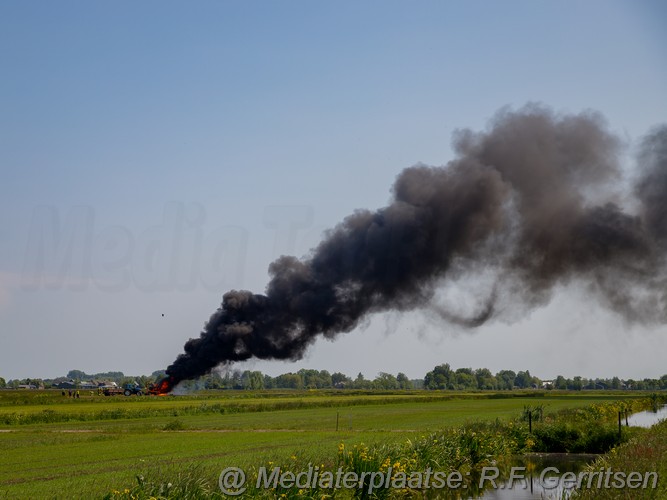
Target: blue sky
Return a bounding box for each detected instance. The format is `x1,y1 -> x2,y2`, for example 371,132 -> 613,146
1,1 -> 666,381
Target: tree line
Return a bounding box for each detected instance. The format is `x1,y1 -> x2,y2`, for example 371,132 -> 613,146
2,365 -> 667,391
423,364 -> 667,391
192,369 -> 418,390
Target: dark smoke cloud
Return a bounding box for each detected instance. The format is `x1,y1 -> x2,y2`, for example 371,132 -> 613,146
165,104 -> 667,386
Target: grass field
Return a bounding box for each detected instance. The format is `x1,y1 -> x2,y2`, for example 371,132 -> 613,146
0,389 -> 651,499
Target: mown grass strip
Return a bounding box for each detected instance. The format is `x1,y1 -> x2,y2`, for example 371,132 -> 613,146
0,390 -> 646,426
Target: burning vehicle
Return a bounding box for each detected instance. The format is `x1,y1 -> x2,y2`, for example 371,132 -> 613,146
102,377 -> 174,396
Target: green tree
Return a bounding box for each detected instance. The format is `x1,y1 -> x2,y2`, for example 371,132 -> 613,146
120,377 -> 139,387
332,372 -> 351,388
373,372 -> 399,390
424,364 -> 452,390
201,373 -> 222,389
242,371 -> 264,390
353,372 -> 372,389
555,375 -> 567,390
454,368 -> 476,390
644,378 -> 660,390
241,371 -> 252,389
515,370 -> 533,389
0,377 -> 5,388
275,373 -> 303,389
251,371 -> 265,390
475,368 -> 497,390
298,369 -> 332,389
221,370 -> 243,389
496,370 -> 516,390
136,375 -> 153,388
92,371 -> 125,383
396,372 -> 413,389
67,370 -> 87,383
298,369 -> 317,388
317,370 -> 333,388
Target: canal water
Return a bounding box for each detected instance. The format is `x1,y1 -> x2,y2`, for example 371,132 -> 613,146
626,404 -> 667,428
475,453 -> 596,499
474,404 -> 667,498
431,404 -> 666,498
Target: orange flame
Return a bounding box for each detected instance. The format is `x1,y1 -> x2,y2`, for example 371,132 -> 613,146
150,376 -> 175,395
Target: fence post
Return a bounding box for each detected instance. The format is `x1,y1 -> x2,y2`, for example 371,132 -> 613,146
528,411 -> 532,433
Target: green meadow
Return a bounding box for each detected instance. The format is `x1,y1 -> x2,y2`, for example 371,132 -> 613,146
0,389 -> 651,499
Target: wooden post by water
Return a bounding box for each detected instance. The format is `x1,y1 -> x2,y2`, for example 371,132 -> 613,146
528,411 -> 532,433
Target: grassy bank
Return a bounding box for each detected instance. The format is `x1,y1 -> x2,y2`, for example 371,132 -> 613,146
574,419 -> 667,499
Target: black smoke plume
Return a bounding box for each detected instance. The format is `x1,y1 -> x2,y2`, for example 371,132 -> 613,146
165,104 -> 667,387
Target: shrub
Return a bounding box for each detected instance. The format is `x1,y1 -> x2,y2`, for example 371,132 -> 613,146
162,419 -> 186,431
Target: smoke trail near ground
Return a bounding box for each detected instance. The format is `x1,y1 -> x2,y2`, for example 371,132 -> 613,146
164,104 -> 667,387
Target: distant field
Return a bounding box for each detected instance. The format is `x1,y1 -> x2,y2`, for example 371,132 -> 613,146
0,389 -> 648,499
